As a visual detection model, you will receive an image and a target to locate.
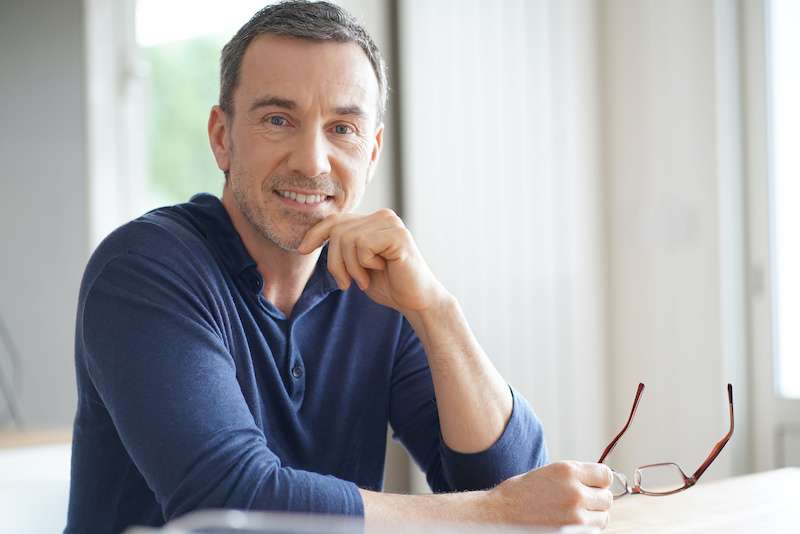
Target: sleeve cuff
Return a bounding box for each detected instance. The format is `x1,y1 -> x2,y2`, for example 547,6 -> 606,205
304,474 -> 364,517
438,385 -> 549,491
342,479 -> 365,517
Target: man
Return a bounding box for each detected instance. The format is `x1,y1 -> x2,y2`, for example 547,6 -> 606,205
65,2 -> 613,532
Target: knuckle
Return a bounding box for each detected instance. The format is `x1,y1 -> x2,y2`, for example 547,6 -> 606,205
379,208 -> 404,225
396,226 -> 413,241
600,464 -> 614,486
555,460 -> 578,478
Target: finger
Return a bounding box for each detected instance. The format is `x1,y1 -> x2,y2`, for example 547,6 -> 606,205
578,463 -> 614,489
355,227 -> 411,265
345,217 -> 400,270
297,214 -> 354,254
583,487 -> 614,512
325,217 -> 375,289
326,234 -> 351,290
341,234 -> 371,290
356,238 -> 387,271
580,510 -> 610,530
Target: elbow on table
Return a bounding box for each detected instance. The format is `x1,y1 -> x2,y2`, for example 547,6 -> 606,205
161,450 -> 283,521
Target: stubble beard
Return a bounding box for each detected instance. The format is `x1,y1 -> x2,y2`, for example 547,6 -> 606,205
230,169 -> 341,252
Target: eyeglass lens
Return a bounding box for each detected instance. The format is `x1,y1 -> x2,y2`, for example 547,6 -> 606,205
634,463 -> 687,494
610,471 -> 628,498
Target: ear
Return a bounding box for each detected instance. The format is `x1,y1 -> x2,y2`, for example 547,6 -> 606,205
365,123 -> 384,185
208,105 -> 231,174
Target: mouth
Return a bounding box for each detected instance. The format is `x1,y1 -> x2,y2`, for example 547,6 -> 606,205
273,188 -> 335,209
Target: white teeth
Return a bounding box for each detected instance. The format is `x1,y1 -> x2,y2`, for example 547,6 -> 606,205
277,190 -> 327,204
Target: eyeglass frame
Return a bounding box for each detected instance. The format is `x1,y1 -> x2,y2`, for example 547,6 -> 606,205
597,382 -> 734,497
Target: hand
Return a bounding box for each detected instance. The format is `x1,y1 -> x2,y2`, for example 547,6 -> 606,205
297,209 -> 448,314
486,461 -> 614,529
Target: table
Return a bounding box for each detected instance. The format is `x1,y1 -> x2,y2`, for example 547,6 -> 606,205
0,433 -> 72,534
606,467 -> 798,533
0,429 -> 71,448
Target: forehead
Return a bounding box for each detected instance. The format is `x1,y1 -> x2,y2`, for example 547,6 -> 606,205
236,34 -> 379,115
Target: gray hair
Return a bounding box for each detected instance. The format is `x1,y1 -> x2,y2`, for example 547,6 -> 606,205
219,1 -> 388,124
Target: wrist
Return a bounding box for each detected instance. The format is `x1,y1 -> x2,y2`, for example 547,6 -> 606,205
476,486 -> 507,524
401,288 -> 458,345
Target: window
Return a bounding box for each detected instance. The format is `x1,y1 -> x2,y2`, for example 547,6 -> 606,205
768,0 -> 800,398
135,0 -> 272,207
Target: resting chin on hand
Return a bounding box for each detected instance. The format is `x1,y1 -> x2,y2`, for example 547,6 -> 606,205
298,210 -> 614,529
296,207 -> 450,316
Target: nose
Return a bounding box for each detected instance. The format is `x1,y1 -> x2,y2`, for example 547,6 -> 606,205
287,126 -> 332,178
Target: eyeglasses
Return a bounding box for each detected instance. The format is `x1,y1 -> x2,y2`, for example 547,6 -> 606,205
598,383 -> 734,498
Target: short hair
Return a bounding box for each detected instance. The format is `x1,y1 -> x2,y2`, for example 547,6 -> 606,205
219,1 -> 388,124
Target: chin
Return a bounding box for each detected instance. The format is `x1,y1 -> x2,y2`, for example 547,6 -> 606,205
265,220 -> 314,252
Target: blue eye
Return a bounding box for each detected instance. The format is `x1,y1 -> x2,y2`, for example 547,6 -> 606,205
334,124 -> 353,135
267,116 -> 287,127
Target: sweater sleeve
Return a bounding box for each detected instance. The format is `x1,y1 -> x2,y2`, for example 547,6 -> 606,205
79,252 -> 363,521
388,319 -> 549,492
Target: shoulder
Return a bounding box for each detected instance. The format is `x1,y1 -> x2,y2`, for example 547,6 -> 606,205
80,202 -> 227,307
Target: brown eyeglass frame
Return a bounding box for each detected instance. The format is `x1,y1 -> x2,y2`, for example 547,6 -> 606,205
597,383 -> 734,496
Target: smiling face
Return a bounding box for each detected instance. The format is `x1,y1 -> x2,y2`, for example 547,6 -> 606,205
209,34 -> 384,251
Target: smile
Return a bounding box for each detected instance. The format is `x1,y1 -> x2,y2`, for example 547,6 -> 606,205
275,189 -> 332,205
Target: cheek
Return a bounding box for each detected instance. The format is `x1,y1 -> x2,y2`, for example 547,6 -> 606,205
234,128 -> 285,170
339,139 -> 372,174
337,151 -> 370,186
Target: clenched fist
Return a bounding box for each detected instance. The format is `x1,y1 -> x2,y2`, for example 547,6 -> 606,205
486,461 -> 614,529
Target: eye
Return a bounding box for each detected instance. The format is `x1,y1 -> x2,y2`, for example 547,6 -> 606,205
265,115 -> 288,127
333,123 -> 354,135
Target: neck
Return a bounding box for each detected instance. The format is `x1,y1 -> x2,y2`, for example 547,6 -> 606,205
221,188 -> 321,318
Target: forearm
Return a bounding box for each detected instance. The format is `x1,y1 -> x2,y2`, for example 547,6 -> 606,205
360,487 -> 495,525
403,292 -> 513,454
361,461 -> 615,531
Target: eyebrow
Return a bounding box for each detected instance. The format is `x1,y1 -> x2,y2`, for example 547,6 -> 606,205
333,104 -> 368,120
248,94 -> 369,120
249,95 -> 296,112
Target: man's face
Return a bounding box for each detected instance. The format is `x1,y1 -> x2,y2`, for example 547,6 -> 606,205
210,35 -> 383,251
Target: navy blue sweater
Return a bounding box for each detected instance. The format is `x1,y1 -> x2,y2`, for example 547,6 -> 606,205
65,194 -> 548,533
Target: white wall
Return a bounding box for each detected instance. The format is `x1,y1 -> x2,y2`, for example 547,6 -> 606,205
602,0 -> 748,479
0,0 -> 87,428
398,0 -> 752,486
398,0 -> 608,475
338,0 -> 398,217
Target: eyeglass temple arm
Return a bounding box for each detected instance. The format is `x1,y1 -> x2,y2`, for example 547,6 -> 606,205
691,384 -> 734,481
598,382 -> 645,463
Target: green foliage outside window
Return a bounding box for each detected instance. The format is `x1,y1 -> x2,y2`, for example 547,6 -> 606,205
143,36 -> 226,204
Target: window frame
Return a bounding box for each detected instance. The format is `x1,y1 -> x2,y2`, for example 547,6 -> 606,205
85,0 -> 150,250
742,0 -> 800,471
